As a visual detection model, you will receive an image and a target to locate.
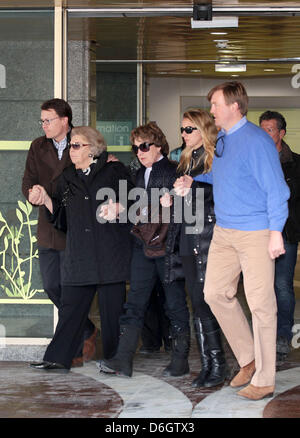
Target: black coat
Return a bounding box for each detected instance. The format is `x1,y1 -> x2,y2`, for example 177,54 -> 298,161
133,156 -> 177,247
280,141 -> 300,243
133,157 -> 182,271
49,151 -> 134,286
164,150 -> 215,284
135,156 -> 177,194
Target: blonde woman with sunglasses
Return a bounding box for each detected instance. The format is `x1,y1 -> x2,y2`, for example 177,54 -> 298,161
166,109 -> 227,388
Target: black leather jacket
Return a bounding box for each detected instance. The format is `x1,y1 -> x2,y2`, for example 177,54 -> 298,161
164,148 -> 215,284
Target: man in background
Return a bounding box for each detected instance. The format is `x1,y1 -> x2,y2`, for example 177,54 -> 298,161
260,110 -> 300,364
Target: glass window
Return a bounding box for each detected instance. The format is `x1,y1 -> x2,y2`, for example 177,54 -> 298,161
96,63 -> 138,165
0,10 -> 54,141
0,10 -> 54,339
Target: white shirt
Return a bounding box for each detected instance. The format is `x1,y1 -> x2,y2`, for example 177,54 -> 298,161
53,136 -> 68,160
144,167 -> 152,188
144,155 -> 164,188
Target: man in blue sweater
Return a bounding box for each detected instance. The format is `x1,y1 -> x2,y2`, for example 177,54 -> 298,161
203,82 -> 290,400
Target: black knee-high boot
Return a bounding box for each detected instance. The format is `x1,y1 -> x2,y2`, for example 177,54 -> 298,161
99,325 -> 141,377
192,317 -> 227,388
192,318 -> 211,387
162,326 -> 190,377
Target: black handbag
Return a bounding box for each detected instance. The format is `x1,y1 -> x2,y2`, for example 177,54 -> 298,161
52,186 -> 70,233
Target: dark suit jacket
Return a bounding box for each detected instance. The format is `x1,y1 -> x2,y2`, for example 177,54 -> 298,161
22,135 -> 72,250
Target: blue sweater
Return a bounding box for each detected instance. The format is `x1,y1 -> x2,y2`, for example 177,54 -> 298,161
194,120 -> 290,231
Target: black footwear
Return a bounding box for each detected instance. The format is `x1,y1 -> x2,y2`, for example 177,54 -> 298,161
100,325 -> 141,377
162,326 -> 190,377
276,352 -> 287,367
205,348 -> 227,388
276,337 -> 291,355
192,318 -> 211,388
164,342 -> 172,353
98,360 -> 117,374
30,361 -> 69,373
163,335 -> 172,353
192,317 -> 227,388
139,345 -> 161,354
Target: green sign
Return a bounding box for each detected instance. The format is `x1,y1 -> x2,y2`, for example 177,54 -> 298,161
97,121 -> 133,146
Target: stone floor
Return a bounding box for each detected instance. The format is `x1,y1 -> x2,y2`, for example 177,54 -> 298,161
1,276 -> 300,421
0,335 -> 299,420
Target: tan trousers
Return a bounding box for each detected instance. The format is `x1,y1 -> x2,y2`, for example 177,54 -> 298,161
204,225 -> 277,387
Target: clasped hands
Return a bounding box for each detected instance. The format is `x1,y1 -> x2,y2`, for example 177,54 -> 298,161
100,175 -> 193,220
28,185 -> 48,205
160,174 -> 193,207
28,185 -> 53,213
99,199 -> 125,221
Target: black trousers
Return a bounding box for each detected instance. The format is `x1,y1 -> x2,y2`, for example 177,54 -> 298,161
141,280 -> 171,349
38,246 -> 64,309
121,246 -> 190,332
43,282 -> 126,368
38,246 -> 95,356
181,255 -> 216,320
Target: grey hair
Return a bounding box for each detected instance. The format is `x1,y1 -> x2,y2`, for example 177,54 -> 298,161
71,126 -> 107,157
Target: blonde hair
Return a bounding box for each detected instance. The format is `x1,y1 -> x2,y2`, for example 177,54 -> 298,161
71,126 -> 107,157
177,109 -> 217,174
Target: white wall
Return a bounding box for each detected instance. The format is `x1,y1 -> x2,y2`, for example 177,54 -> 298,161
149,76 -> 300,152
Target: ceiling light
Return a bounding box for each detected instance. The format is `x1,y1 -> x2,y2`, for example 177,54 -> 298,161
264,68 -> 275,71
190,69 -> 202,72
210,32 -> 228,35
214,40 -> 229,49
191,16 -> 238,29
215,64 -> 246,72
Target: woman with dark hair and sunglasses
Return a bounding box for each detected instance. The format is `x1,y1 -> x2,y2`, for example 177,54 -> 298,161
163,109 -> 227,388
99,121 -> 191,378
29,126 -> 134,372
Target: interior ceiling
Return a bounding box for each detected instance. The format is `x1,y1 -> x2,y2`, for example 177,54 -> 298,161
2,1 -> 300,78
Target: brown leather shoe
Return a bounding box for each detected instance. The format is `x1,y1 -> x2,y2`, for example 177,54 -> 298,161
230,360 -> 255,388
71,357 -> 84,368
237,384 -> 274,400
83,327 -> 98,362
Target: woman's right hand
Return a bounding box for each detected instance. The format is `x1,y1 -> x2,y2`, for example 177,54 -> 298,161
160,192 -> 173,208
99,199 -> 125,221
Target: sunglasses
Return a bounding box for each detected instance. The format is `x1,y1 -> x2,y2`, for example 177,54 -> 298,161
180,126 -> 198,134
132,142 -> 154,154
214,135 -> 225,158
68,142 -> 91,150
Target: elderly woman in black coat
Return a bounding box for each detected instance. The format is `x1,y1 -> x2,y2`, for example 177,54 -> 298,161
29,126 -> 133,372
100,122 -> 190,378
165,109 -> 227,388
